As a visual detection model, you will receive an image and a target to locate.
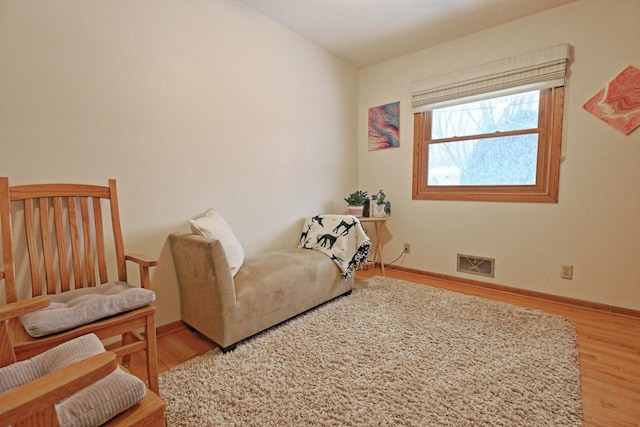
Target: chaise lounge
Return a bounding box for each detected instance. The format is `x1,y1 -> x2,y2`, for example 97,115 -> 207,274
169,233 -> 354,351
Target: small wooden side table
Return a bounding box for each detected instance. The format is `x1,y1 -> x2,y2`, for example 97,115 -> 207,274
358,216 -> 389,276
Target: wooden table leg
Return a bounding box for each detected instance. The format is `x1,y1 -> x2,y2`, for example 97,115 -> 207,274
374,221 -> 385,276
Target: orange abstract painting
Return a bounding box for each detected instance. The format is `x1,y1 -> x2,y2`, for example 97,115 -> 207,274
583,65 -> 640,135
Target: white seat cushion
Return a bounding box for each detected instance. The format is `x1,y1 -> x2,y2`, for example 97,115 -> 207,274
0,333 -> 146,427
20,281 -> 156,338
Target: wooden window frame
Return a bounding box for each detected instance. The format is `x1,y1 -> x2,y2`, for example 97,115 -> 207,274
412,87 -> 564,203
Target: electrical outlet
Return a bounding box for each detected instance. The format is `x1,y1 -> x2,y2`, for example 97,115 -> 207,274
560,264 -> 573,280
404,243 -> 411,254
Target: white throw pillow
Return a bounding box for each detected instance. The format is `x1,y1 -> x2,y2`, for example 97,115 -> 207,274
190,209 -> 244,277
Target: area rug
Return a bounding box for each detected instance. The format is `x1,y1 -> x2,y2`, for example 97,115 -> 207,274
159,276 -> 583,426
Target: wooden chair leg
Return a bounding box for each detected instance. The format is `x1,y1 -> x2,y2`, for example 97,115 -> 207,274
146,315 -> 159,394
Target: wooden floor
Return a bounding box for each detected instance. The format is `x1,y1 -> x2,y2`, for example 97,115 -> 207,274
131,268 -> 640,427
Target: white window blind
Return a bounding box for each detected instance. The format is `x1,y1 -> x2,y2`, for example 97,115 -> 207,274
411,44 -> 571,111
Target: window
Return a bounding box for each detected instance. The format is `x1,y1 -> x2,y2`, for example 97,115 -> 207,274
412,86 -> 564,202
410,44 -> 570,203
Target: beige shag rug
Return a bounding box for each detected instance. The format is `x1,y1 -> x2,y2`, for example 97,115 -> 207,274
160,276 -> 583,426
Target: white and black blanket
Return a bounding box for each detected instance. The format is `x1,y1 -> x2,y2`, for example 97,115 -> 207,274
298,214 -> 371,278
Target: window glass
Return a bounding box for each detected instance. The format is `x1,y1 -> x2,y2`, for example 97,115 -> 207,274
427,135 -> 539,186
432,90 -> 540,139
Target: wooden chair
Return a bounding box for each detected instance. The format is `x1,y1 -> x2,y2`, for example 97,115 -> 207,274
0,295 -> 165,427
0,177 -> 159,394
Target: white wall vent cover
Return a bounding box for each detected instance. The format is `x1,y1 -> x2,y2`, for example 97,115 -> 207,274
457,254 -> 495,278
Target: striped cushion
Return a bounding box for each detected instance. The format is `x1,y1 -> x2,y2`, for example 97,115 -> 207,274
20,281 -> 156,338
56,366 -> 146,427
0,334 -> 146,427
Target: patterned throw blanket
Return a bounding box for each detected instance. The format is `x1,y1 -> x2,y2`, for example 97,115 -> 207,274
298,214 -> 371,278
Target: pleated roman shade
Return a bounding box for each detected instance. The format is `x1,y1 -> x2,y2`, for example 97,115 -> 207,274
411,44 -> 571,111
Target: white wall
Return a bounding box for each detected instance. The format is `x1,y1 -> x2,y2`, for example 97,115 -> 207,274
0,0 -> 359,325
358,0 -> 640,309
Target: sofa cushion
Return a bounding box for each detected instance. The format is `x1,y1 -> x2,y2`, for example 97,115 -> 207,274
0,333 -> 146,427
190,208 -> 244,276
20,282 -> 156,338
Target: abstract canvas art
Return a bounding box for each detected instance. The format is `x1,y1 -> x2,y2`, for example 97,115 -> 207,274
583,65 -> 640,135
368,101 -> 400,151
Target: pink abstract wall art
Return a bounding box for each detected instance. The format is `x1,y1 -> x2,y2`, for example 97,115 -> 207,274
583,65 -> 640,135
368,101 -> 400,151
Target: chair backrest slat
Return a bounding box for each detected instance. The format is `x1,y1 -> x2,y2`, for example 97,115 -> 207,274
1,178 -> 126,302
93,198 -> 108,283
67,197 -> 84,288
53,197 -> 71,292
38,198 -> 57,295
80,197 -> 96,287
23,199 -> 43,297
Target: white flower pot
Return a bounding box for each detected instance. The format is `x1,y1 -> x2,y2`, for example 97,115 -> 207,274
372,203 -> 386,217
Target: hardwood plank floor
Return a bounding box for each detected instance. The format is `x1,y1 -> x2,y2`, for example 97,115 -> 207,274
131,268 -> 640,426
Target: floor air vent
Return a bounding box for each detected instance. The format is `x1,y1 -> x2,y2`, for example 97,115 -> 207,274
457,254 -> 495,278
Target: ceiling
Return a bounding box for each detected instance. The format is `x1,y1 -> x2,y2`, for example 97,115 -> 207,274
237,0 -> 578,68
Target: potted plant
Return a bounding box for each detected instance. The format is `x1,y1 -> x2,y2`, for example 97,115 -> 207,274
371,189 -> 390,217
344,190 -> 368,217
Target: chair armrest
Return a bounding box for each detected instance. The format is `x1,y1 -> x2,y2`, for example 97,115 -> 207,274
125,253 -> 159,268
125,253 -> 158,290
0,296 -> 49,322
168,233 -> 236,306
0,352 -> 117,426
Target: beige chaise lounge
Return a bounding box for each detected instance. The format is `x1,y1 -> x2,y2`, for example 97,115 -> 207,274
169,233 -> 354,351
